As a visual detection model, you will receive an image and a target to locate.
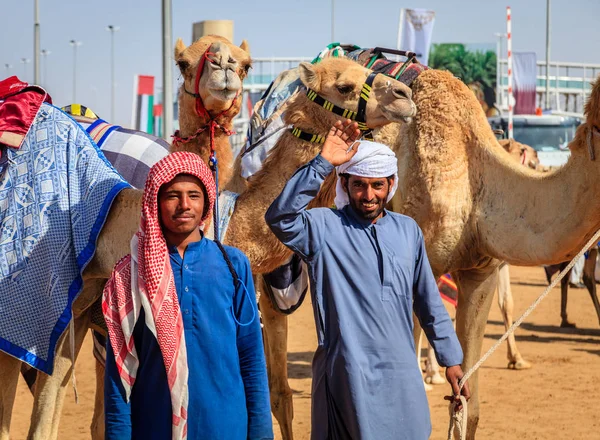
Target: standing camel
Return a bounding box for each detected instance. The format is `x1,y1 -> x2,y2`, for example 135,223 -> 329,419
253,66 -> 600,440
389,69 -> 600,439
0,34 -> 252,440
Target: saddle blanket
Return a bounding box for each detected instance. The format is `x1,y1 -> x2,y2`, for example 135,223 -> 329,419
0,103 -> 129,373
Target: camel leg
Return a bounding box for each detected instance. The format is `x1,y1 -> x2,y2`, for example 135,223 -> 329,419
424,343 -> 445,384
560,264 -> 576,328
90,358 -> 105,440
496,263 -> 531,370
27,311 -> 91,440
0,351 -> 21,440
453,265 -> 498,440
582,248 -> 600,326
258,276 -> 294,440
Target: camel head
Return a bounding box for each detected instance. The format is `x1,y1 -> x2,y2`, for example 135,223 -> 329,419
297,57 -> 416,128
499,138 -> 541,170
174,35 -> 251,120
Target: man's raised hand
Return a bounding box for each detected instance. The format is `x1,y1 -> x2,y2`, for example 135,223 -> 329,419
320,119 -> 361,167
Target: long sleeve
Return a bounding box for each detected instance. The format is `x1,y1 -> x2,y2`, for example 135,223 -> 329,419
412,227 -> 464,367
104,338 -> 132,440
265,154 -> 334,260
234,255 -> 274,440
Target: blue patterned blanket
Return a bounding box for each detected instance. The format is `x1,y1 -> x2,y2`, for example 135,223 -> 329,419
0,103 -> 130,373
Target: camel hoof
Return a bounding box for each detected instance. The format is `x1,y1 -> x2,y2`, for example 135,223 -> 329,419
424,373 -> 446,385
560,320 -> 577,328
507,359 -> 532,370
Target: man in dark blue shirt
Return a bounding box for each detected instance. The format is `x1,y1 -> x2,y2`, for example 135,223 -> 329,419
103,151 -> 273,439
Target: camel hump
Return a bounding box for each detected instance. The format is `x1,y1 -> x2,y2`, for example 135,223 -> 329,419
585,76 -> 600,127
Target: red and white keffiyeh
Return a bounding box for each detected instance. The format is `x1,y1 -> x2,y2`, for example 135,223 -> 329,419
102,151 -> 216,440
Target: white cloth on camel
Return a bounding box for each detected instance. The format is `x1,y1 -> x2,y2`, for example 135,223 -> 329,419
334,140 -> 399,208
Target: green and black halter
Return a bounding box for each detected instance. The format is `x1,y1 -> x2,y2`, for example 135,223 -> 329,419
291,72 -> 379,144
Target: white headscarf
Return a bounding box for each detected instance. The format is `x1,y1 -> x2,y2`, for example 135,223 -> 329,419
334,140 -> 399,209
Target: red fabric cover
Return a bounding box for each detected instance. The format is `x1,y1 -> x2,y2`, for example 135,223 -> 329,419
0,76 -> 52,150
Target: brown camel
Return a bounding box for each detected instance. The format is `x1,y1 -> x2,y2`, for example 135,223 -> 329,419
0,34 -> 251,440
389,70 -> 600,439
255,67 -> 600,440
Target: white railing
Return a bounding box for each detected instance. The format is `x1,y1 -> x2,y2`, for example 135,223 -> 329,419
498,59 -> 600,116
244,56 -> 312,92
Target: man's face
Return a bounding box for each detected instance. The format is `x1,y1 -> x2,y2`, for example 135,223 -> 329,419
342,175 -> 394,221
158,174 -> 206,237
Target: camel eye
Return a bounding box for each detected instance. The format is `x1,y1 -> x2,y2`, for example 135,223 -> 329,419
336,84 -> 353,95
177,60 -> 190,71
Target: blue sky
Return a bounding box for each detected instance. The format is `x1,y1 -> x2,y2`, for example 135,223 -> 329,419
2,0 -> 598,127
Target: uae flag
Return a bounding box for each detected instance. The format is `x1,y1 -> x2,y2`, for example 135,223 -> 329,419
131,75 -> 155,133
153,103 -> 163,138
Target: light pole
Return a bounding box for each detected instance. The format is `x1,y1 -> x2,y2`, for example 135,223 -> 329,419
545,0 -> 551,110
331,0 -> 335,42
4,63 -> 12,76
34,0 -> 40,84
20,58 -> 31,82
162,0 -> 173,141
40,49 -> 51,86
69,40 -> 82,103
106,25 -> 120,122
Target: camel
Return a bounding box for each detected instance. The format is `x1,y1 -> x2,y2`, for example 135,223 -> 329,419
387,69 -> 600,439
0,34 -> 252,440
251,66 -> 600,440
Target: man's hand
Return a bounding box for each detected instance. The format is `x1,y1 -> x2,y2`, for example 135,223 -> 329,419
320,119 -> 361,167
444,365 -> 470,411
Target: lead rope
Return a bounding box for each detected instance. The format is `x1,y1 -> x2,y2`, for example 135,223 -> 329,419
447,227 -> 600,440
70,318 -> 79,403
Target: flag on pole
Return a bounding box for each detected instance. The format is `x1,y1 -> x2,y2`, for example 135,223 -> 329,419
131,75 -> 155,133
513,52 -> 538,115
397,8 -> 436,65
153,103 -> 163,138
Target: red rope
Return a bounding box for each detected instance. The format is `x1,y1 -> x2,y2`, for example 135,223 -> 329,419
171,44 -> 240,158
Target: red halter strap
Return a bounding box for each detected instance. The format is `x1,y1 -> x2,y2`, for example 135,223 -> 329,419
172,44 -> 239,155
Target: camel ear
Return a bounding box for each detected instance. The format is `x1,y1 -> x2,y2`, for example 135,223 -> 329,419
298,62 -> 319,90
239,39 -> 250,54
174,38 -> 186,60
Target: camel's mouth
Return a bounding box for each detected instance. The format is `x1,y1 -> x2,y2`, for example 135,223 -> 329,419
209,87 -> 240,101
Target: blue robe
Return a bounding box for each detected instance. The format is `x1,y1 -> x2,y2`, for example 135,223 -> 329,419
104,238 -> 274,440
265,154 -> 463,440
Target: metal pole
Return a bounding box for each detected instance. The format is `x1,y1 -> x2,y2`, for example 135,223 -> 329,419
34,0 -> 40,84
70,40 -> 82,103
507,7 -> 513,139
545,0 -> 551,110
162,0 -> 173,141
40,49 -> 50,86
21,58 -> 31,82
331,0 -> 335,42
5,64 -> 12,76
107,26 -> 120,122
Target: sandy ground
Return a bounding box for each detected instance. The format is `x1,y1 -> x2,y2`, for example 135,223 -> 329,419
9,265 -> 600,439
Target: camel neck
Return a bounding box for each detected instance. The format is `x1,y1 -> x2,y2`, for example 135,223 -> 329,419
477,128 -> 600,265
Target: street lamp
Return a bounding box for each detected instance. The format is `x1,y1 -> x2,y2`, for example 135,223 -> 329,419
40,49 -> 51,86
4,63 -> 12,76
69,40 -> 82,103
106,25 -> 120,122
20,58 -> 31,82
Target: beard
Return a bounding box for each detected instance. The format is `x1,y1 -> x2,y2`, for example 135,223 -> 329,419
348,195 -> 387,220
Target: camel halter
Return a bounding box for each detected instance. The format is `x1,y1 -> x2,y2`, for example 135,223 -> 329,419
172,44 -> 239,159
291,72 -> 380,144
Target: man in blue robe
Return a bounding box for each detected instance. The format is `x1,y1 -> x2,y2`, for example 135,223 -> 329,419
103,152 -> 273,440
266,121 -> 469,440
